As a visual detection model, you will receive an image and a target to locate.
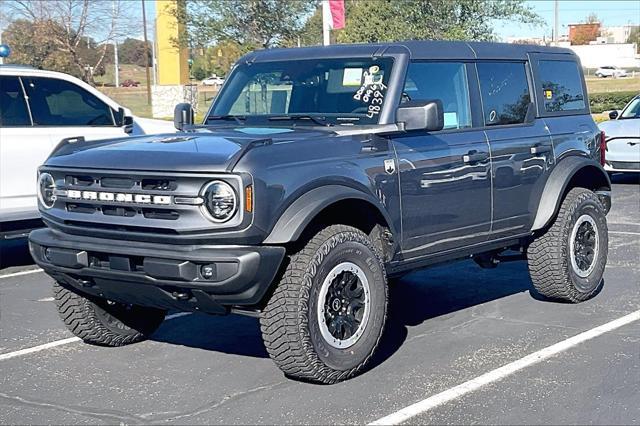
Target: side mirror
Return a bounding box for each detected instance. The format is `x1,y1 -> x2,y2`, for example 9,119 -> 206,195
396,99 -> 444,132
115,107 -> 134,133
608,110 -> 619,120
174,103 -> 194,131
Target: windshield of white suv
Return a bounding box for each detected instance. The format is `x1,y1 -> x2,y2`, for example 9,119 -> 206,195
620,97 -> 640,119
208,57 -> 394,126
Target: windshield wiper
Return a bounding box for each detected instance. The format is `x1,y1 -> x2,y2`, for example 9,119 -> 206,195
207,115 -> 246,125
268,115 -> 331,127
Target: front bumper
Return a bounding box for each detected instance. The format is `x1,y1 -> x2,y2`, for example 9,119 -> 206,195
29,228 -> 285,314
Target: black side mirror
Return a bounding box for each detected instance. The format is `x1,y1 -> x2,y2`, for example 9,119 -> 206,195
115,107 -> 134,133
609,110 -> 619,120
174,103 -> 194,131
396,99 -> 444,132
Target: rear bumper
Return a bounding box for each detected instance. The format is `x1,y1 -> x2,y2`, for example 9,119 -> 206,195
29,228 -> 285,314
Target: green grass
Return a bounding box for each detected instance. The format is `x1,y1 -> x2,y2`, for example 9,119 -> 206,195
586,75 -> 640,94
95,63 -> 149,87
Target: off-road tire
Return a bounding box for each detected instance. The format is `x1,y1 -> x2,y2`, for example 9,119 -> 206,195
260,225 -> 388,384
54,282 -> 166,346
527,187 -> 608,303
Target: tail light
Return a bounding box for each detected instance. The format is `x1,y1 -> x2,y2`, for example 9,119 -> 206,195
599,130 -> 607,166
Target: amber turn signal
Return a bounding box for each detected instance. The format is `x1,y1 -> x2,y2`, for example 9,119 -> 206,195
245,185 -> 253,213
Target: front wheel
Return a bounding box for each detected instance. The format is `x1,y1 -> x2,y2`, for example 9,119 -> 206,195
261,225 -> 388,384
527,187 -> 608,303
54,282 -> 166,346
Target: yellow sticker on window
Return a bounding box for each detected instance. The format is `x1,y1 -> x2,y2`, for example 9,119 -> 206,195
544,90 -> 553,99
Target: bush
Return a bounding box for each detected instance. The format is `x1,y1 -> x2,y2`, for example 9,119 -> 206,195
589,91 -> 637,113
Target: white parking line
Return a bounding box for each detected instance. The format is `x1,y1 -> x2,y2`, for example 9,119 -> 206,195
370,310 -> 640,425
0,268 -> 43,279
609,231 -> 640,236
0,312 -> 193,362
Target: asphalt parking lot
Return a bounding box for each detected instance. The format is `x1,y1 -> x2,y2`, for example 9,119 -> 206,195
1,174 -> 638,425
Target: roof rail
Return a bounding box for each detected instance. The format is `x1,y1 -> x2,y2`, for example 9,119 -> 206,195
0,64 -> 36,69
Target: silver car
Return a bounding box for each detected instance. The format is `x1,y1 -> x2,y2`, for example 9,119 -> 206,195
599,94 -> 640,173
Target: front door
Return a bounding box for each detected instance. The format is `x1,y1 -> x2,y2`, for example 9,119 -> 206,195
392,61 -> 492,259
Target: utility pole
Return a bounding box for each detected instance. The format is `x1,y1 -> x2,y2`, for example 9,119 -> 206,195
322,0 -> 330,46
553,0 -> 559,45
141,0 -> 152,105
112,0 -> 119,87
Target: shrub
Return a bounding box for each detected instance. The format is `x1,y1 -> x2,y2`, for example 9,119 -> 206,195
589,91 -> 637,113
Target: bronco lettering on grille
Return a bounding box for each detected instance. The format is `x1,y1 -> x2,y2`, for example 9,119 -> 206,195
65,190 -> 171,205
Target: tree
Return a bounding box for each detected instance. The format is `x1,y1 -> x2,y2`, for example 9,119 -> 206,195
328,0 -> 543,44
4,0 -> 135,83
118,38 -> 152,67
176,0 -> 317,49
571,14 -> 601,46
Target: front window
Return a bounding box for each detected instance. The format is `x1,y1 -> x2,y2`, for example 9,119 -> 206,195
620,97 -> 640,119
209,58 -> 394,126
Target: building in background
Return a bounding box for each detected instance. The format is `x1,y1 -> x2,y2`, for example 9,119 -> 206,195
568,22 -> 601,45
601,25 -> 639,44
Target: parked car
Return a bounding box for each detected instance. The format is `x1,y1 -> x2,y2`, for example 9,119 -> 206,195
120,79 -> 140,87
599,94 -> 640,173
594,66 -> 628,78
201,75 -> 224,86
0,65 -> 176,239
29,41 -> 611,384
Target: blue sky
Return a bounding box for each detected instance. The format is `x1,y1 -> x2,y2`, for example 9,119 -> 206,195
495,0 -> 640,41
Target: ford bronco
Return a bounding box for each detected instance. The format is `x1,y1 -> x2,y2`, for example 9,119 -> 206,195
29,41 -> 611,384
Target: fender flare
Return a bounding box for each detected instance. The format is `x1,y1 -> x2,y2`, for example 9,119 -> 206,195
263,185 -> 395,244
531,156 -> 611,231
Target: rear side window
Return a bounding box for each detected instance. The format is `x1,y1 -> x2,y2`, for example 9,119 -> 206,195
0,76 -> 31,126
403,62 -> 472,129
22,77 -> 114,126
477,62 -> 531,126
538,60 -> 586,112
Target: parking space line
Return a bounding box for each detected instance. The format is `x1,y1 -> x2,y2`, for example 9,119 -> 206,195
0,268 -> 43,279
609,231 -> 640,236
369,310 -> 640,425
0,312 -> 192,362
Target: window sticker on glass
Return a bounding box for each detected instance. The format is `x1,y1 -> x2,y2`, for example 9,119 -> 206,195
343,68 -> 363,86
443,112 -> 459,129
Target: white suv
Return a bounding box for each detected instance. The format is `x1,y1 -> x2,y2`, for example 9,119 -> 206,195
595,66 -> 628,78
0,65 -> 175,238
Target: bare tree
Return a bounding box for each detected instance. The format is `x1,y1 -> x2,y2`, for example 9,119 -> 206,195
6,0 -> 137,83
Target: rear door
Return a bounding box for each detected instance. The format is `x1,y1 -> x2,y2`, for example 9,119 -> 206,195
477,61 -> 553,239
392,61 -> 492,258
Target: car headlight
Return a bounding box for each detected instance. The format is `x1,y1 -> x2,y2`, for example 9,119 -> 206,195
201,180 -> 238,222
37,173 -> 56,209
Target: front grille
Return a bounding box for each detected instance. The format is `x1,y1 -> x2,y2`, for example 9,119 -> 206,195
41,167 -> 244,236
611,161 -> 640,170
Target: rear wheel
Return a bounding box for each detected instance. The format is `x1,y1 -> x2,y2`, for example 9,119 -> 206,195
54,282 -> 166,346
261,225 -> 388,384
527,187 -> 608,303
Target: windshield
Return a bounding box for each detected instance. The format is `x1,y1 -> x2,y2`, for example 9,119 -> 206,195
208,57 -> 394,126
620,97 -> 640,119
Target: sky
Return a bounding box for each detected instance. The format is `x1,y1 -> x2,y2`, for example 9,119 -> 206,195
495,0 -> 640,41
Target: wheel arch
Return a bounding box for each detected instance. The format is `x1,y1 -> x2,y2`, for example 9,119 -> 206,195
263,185 -> 397,257
531,156 -> 611,231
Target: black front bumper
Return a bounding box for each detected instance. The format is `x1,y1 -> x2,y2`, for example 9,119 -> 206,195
29,228 -> 285,315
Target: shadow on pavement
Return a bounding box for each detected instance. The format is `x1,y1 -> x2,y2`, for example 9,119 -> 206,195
151,259 -> 535,367
0,238 -> 36,270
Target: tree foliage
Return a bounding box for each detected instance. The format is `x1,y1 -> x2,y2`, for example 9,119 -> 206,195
332,0 -> 543,43
117,38 -> 152,67
176,0 -> 317,49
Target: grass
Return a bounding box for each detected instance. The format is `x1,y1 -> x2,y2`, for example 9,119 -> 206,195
586,75 -> 640,94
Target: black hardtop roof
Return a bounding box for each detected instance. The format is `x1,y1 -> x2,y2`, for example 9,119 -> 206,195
243,40 -> 576,62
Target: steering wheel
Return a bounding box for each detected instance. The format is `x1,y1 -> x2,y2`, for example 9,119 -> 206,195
350,106 -> 369,114
87,114 -> 109,125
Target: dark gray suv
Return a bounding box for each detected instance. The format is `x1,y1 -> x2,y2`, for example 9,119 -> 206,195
29,41 -> 611,384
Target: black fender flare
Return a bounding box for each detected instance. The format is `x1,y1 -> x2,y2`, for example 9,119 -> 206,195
263,185 -> 395,244
531,156 -> 611,231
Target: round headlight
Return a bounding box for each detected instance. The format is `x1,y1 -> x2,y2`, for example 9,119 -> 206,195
201,180 -> 237,222
38,173 -> 56,209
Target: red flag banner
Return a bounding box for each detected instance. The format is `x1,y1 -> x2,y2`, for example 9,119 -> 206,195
328,0 -> 345,30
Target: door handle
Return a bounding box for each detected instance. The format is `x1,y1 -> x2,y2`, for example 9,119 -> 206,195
462,152 -> 489,164
530,145 -> 552,155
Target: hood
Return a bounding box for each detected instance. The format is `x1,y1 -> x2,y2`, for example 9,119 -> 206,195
598,118 -> 640,138
44,126 -> 330,172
